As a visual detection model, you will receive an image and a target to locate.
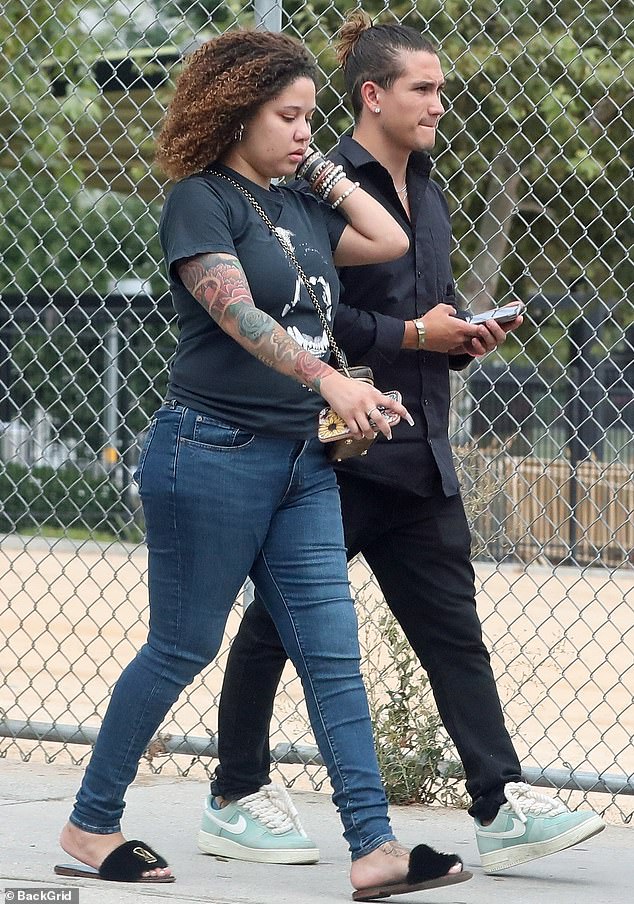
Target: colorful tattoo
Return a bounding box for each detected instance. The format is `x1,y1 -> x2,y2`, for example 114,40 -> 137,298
178,252 -> 332,391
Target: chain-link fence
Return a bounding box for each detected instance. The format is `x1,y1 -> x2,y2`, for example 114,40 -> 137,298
1,1 -> 633,823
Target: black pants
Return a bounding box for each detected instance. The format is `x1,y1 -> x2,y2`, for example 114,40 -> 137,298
212,473 -> 522,822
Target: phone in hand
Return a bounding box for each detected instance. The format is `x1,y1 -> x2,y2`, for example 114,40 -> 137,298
318,391 -> 402,442
464,302 -> 525,325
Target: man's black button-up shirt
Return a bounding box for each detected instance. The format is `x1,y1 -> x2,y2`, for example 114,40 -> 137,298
330,136 -> 471,497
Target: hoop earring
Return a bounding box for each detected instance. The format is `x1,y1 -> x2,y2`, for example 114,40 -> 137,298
374,107 -> 381,114
234,122 -> 244,141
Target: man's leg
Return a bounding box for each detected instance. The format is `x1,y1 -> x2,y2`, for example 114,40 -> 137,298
340,479 -> 522,820
203,585 -> 319,863
212,596 -> 287,801
337,474 -> 603,871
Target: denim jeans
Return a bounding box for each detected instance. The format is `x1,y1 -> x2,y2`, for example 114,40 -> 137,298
69,402 -> 394,859
213,474 -> 522,822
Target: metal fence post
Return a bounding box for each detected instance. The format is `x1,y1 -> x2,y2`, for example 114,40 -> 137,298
254,0 -> 282,32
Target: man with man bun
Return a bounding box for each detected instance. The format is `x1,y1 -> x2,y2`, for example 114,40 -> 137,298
203,13 -> 604,874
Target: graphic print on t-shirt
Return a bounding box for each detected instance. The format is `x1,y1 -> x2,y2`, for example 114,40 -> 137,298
276,226 -> 332,359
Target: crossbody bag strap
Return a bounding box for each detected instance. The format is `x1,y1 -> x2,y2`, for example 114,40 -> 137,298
209,169 -> 350,375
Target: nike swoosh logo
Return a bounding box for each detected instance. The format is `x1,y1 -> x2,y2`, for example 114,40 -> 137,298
205,809 -> 248,836
481,817 -> 526,839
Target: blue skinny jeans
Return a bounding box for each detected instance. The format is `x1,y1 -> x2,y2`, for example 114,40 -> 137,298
69,401 -> 395,859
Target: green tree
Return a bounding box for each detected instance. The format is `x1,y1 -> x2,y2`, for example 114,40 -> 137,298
0,2 -> 172,446
1,1 -> 631,445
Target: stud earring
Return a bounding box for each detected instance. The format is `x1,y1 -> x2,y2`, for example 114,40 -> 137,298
374,107 -> 381,114
234,122 -> 244,141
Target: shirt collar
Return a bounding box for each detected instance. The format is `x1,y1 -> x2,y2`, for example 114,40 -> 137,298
335,135 -> 433,182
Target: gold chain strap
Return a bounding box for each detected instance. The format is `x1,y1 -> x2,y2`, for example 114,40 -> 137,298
209,169 -> 350,375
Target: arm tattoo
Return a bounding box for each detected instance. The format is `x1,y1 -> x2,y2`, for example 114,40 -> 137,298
178,252 -> 332,391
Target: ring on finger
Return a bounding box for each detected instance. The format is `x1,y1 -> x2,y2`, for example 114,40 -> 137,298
366,406 -> 382,428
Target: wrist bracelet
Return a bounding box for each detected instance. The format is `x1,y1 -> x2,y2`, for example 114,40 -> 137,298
296,149 -> 321,180
331,181 -> 360,209
303,158 -> 329,186
312,163 -> 336,192
317,167 -> 344,199
322,171 -> 346,201
413,317 -> 426,350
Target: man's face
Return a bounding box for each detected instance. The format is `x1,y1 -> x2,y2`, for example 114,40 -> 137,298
374,50 -> 445,153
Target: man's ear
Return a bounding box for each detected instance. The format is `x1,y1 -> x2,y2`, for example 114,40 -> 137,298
359,80 -> 382,114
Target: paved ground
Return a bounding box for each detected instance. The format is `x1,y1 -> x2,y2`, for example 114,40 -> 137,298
0,761 -> 630,904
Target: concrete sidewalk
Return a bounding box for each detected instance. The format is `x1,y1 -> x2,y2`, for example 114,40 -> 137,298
0,760 -> 630,904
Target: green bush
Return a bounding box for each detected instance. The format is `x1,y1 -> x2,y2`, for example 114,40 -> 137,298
0,462 -> 133,537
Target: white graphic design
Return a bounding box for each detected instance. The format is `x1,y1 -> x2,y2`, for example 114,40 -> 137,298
274,227 -> 333,357
204,809 -> 248,836
274,226 -> 295,254
286,326 -> 330,357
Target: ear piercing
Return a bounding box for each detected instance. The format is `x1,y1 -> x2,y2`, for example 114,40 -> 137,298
374,107 -> 381,114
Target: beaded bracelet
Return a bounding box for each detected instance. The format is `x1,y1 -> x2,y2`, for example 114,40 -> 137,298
331,181 -> 360,210
320,171 -> 346,201
303,161 -> 329,188
312,162 -> 336,193
316,167 -> 345,200
317,165 -> 344,192
313,162 -> 340,188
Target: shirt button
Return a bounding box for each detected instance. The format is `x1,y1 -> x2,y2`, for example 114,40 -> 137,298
424,399 -> 429,405
417,270 -> 422,278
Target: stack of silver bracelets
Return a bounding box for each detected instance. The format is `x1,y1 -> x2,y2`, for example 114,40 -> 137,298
296,149 -> 360,210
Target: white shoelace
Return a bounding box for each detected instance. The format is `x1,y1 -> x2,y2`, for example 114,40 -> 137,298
236,784 -> 308,837
503,781 -> 569,824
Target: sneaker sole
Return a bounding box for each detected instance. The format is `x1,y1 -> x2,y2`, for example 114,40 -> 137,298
197,829 -> 320,865
480,815 -> 605,872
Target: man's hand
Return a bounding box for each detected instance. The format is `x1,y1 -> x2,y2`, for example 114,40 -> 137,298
402,304 -> 487,353
449,312 -> 523,357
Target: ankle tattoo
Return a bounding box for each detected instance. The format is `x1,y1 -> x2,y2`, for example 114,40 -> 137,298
380,842 -> 409,858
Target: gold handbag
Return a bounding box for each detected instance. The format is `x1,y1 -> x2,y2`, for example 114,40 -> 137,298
317,364 -> 377,461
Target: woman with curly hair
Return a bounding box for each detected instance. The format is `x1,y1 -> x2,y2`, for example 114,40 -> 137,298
54,29 -> 469,898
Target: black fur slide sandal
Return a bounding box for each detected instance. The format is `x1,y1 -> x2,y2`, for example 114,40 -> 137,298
54,839 -> 175,883
352,845 -> 472,901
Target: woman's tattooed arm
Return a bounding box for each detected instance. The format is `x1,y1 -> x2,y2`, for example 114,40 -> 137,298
178,252 -> 332,392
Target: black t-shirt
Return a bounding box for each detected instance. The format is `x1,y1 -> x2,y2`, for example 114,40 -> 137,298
159,165 -> 346,437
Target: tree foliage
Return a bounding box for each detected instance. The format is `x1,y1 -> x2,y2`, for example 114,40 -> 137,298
0,0 -> 631,439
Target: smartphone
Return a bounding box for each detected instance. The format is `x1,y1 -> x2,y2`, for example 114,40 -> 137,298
465,302 -> 525,325
318,390 -> 402,443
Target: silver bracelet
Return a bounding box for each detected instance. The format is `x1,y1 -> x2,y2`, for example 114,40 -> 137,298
331,181 -> 360,209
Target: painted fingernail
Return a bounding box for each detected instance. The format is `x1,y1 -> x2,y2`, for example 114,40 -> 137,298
405,415 -> 415,426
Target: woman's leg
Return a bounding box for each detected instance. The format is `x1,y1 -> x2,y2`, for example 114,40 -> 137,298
250,440 -> 464,891
61,405 -> 278,870
249,440 -> 392,855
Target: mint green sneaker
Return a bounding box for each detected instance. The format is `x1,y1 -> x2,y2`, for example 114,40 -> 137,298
475,781 -> 605,872
197,784 -> 319,864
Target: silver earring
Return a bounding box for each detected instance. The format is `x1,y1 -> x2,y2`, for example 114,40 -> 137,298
234,122 -> 244,141
374,107 -> 381,114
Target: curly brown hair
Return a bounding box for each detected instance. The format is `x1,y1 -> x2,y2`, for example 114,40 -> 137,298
335,12 -> 437,120
155,29 -> 318,181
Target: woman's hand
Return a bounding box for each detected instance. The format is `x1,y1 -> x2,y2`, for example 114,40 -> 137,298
319,371 -> 414,441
